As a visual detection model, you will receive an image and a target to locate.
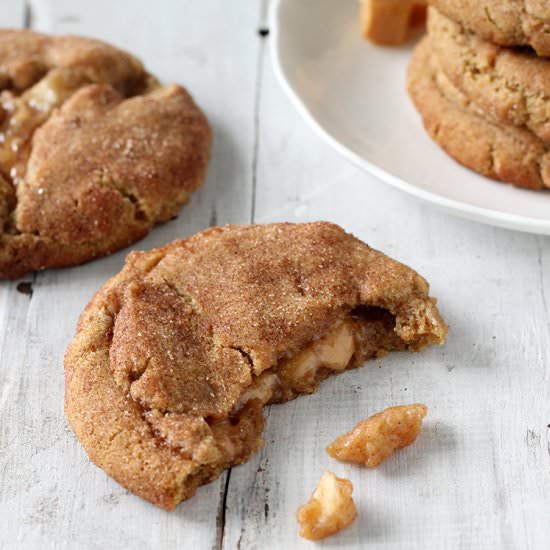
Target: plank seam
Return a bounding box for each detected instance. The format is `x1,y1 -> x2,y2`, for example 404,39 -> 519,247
250,0 -> 269,225
24,0 -> 31,28
217,1 -> 269,547
216,470 -> 232,550
536,237 -> 549,322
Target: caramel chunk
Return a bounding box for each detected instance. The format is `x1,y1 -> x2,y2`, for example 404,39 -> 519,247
327,404 -> 427,467
278,319 -> 356,394
360,0 -> 427,45
297,471 -> 357,540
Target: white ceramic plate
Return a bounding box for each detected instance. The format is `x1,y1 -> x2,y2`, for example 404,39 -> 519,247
270,0 -> 550,234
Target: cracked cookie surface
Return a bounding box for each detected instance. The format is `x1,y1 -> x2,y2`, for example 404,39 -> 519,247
64,222 -> 448,510
429,8 -> 550,143
429,0 -> 550,57
408,37 -> 550,190
0,30 -> 211,279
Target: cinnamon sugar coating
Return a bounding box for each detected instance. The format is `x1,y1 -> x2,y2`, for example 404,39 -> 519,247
0,29 -> 211,279
0,29 -> 146,91
429,8 -> 550,143
429,0 -> 550,57
64,222 -> 447,510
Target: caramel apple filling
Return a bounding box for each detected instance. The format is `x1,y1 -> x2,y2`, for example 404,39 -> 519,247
233,308 -> 405,413
0,68 -> 157,186
0,70 -> 92,184
277,319 -> 356,396
234,319 -> 357,411
145,401 -> 264,468
142,309 -> 406,471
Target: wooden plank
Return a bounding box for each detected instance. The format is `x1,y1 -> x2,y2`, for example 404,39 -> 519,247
0,0 -> 28,444
0,0 -> 27,390
0,0 -> 33,542
1,1 -> 549,548
0,0 -> 26,27
0,1 -> 263,549
222,7 -> 550,549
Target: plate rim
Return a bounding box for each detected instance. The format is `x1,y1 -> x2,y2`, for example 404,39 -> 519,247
269,0 -> 550,235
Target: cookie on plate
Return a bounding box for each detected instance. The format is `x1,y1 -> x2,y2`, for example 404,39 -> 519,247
408,37 -> 550,190
429,7 -> 550,143
65,222 -> 448,510
428,0 -> 550,57
0,30 -> 211,279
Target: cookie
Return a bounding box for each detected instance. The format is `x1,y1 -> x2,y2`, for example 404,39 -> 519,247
429,0 -> 550,57
0,30 -> 211,279
408,37 -> 550,190
64,222 -> 448,510
429,7 -> 550,143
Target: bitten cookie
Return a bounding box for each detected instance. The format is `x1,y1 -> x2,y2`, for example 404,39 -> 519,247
0,30 -> 211,279
408,37 -> 550,190
429,0 -> 550,57
65,222 -> 448,510
429,7 -> 550,143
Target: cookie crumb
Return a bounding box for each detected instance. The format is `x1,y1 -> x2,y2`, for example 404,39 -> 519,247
297,472 -> 356,540
327,404 -> 427,467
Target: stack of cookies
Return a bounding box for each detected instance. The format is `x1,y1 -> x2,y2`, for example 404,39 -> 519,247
408,2 -> 550,190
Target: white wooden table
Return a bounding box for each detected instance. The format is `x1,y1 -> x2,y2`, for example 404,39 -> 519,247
1,1 -> 549,548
